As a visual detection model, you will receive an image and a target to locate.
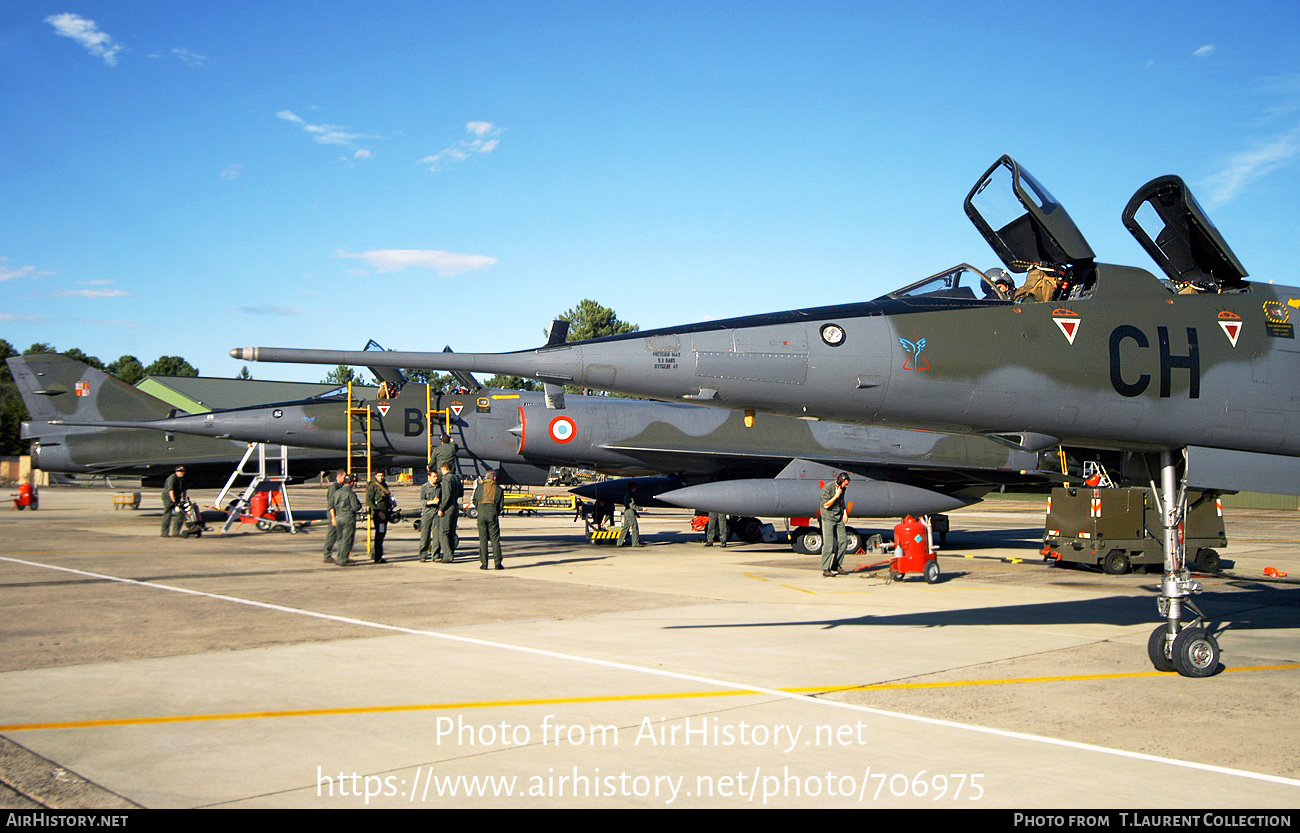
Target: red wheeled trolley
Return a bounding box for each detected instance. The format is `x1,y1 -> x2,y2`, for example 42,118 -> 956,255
889,515 -> 940,583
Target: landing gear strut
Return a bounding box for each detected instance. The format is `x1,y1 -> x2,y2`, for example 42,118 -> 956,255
1146,449 -> 1221,677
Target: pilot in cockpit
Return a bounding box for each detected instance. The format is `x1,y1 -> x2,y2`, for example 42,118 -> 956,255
984,268 -> 1015,300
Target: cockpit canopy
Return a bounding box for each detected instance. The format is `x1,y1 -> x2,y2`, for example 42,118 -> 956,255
964,155 -> 1095,273
1122,175 -> 1248,287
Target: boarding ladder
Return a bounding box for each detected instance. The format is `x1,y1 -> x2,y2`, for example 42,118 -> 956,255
214,443 -> 298,534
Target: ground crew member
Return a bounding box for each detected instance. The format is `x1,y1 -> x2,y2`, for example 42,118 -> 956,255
365,470 -> 392,564
437,461 -> 463,562
704,511 -> 728,547
418,466 -> 441,562
472,469 -> 505,569
618,482 -> 643,547
160,466 -> 187,537
327,472 -> 362,566
821,472 -> 851,576
322,469 -> 346,563
433,433 -> 458,476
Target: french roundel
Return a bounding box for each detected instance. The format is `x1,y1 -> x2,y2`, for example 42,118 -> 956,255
548,415 -> 577,443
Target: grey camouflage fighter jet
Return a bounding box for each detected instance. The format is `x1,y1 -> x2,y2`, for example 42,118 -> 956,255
13,353 -> 1048,532
234,155 -> 1296,676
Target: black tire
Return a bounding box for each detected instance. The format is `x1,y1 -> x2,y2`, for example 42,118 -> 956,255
790,529 -> 813,554
1193,548 -> 1221,572
465,506 -> 477,520
1147,625 -> 1176,672
1173,626 -> 1221,678
924,560 -> 941,584
844,528 -> 862,554
736,516 -> 763,543
800,530 -> 823,554
889,570 -> 905,582
256,519 -> 273,532
1102,549 -> 1130,575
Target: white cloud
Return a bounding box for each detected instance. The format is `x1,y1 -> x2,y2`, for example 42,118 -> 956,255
237,305 -> 302,316
277,109 -> 374,151
171,47 -> 207,67
0,311 -> 42,323
1193,44 -> 1215,58
57,288 -> 133,299
354,149 -> 371,159
0,257 -> 36,281
1202,127 -> 1300,207
45,13 -> 123,66
220,163 -> 244,180
336,248 -> 498,276
419,121 -> 503,171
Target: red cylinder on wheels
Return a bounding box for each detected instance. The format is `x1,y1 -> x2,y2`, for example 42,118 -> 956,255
249,491 -> 269,518
891,515 -> 941,583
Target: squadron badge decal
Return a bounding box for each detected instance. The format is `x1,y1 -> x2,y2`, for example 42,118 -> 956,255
1217,310 -> 1242,347
899,335 -> 929,371
1052,308 -> 1081,345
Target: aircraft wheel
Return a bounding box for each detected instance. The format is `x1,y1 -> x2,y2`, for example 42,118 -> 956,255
735,516 -> 763,543
1193,548 -> 1221,572
799,530 -> 823,554
924,560 -> 941,584
844,528 -> 862,554
1102,549 -> 1130,575
1172,626 -> 1221,678
464,506 -> 477,520
1147,625 -> 1176,672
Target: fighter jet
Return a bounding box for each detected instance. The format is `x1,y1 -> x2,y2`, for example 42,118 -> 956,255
14,354 -> 1047,539
233,156 -> 1295,677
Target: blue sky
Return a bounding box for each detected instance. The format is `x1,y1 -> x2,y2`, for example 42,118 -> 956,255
2,1 -> 1298,381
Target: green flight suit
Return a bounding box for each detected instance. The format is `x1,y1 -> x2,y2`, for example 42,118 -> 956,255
418,476 -> 441,560
437,474 -> 463,562
160,472 -> 186,537
433,439 -> 458,475
330,485 -> 361,566
322,479 -> 343,561
820,481 -> 848,572
618,488 -> 641,547
472,478 -> 505,568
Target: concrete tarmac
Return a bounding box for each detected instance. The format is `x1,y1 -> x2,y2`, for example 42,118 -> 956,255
1,485 -> 1298,808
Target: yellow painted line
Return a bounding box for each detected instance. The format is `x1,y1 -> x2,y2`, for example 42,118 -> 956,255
779,584 -> 814,593
744,573 -> 771,582
6,664 -> 1296,732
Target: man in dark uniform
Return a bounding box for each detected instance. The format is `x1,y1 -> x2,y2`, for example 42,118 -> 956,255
820,472 -> 850,576
322,469 -> 346,563
618,482 -> 643,547
433,433 -> 458,476
328,471 -> 362,566
160,466 -> 187,537
365,470 -> 392,564
472,469 -> 505,570
418,466 -> 441,562
436,461 -> 463,562
704,511 -> 729,547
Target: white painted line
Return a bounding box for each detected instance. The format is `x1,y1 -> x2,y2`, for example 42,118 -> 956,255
5,555 -> 1298,789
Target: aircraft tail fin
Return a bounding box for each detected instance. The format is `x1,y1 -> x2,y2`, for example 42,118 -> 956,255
7,354 -> 177,424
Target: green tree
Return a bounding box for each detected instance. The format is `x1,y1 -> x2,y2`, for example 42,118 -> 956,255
236,366 -> 253,380
144,356 -> 199,377
63,348 -> 104,370
553,299 -> 639,342
323,365 -> 360,385
107,355 -> 146,385
0,339 -> 16,384
483,374 -> 540,391
0,341 -> 25,455
23,343 -> 56,355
